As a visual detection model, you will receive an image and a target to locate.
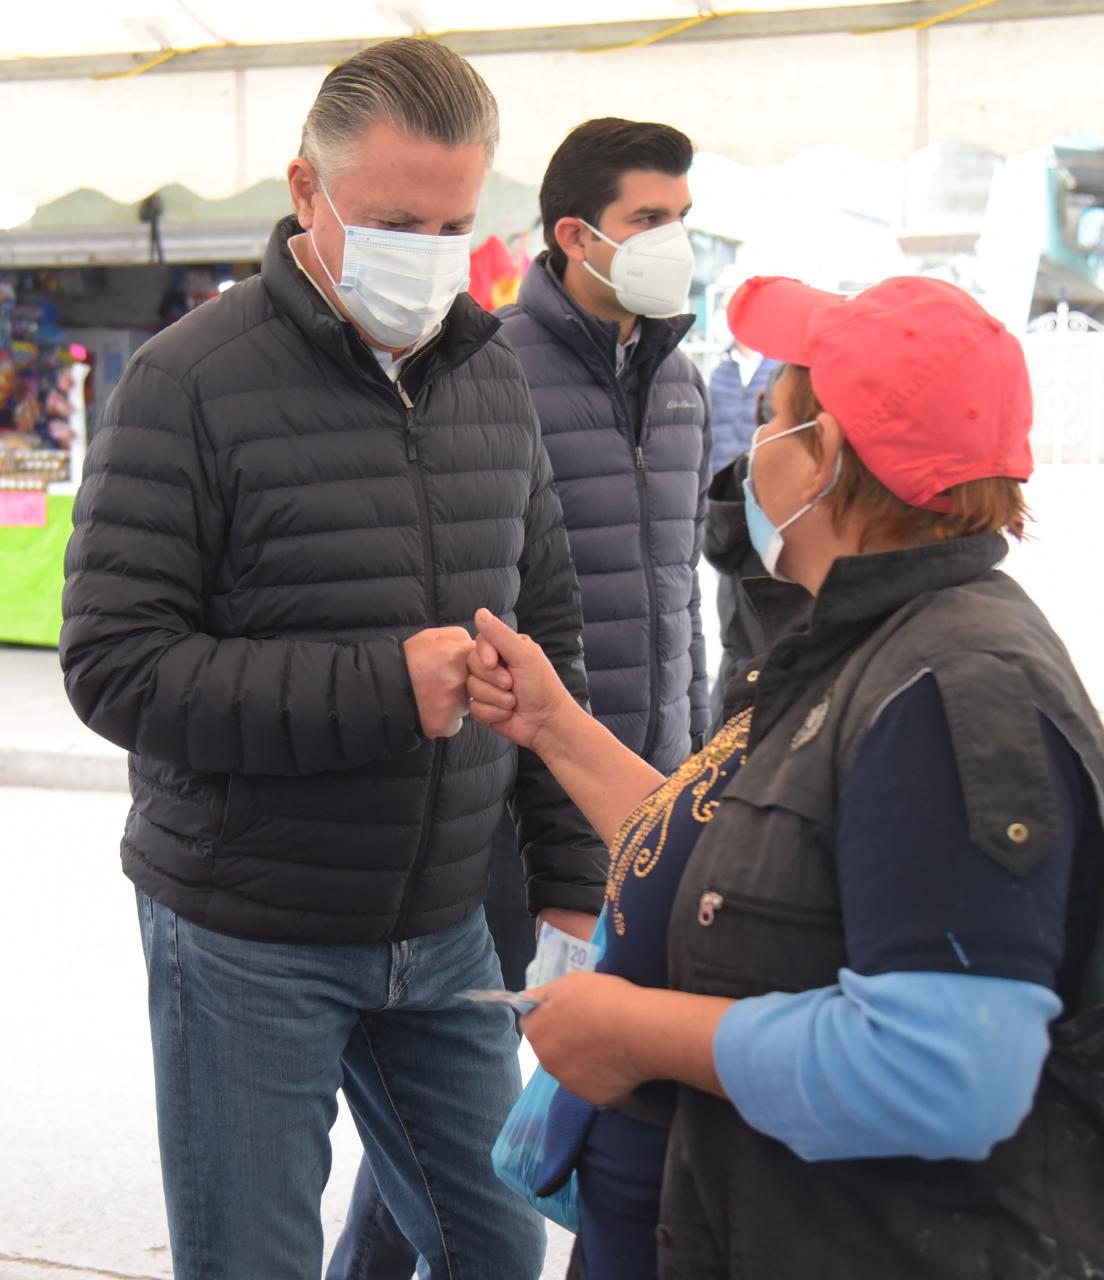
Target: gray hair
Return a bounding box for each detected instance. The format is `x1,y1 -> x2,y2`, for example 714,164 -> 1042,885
300,38 -> 499,180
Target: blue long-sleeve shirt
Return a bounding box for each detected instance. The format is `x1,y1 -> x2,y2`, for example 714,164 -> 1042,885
712,672 -> 1086,1160
714,969 -> 1060,1161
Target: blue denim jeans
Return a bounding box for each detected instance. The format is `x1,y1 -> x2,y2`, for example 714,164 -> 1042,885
329,812 -> 537,1280
136,889 -> 545,1280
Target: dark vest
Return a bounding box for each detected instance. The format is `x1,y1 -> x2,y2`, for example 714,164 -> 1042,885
661,533 -> 1104,1279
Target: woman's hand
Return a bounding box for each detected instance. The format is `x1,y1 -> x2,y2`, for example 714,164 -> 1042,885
523,975 -> 737,1104
465,608 -> 578,753
520,972 -> 650,1106
466,609 -> 666,847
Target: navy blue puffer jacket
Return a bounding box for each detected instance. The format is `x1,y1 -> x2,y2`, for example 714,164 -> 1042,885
708,351 -> 781,472
498,255 -> 711,774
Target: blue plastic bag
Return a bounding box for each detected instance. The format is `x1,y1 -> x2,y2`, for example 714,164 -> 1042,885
492,1062 -> 581,1232
490,909 -> 608,1234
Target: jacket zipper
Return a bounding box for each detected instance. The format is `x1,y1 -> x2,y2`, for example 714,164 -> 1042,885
393,375 -> 445,937
562,313 -> 664,758
398,380 -> 418,461
697,887 -> 843,931
698,890 -> 724,926
631,364 -> 666,761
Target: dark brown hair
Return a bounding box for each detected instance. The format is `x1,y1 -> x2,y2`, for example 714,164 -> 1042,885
539,118 -> 694,273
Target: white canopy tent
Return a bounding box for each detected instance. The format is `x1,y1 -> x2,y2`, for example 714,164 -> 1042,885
2,1 -> 1104,210
1,3 -> 1100,702
1,0 -> 1102,333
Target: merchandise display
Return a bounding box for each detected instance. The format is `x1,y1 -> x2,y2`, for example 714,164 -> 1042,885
0,261 -> 236,647
0,275 -> 87,644
0,283 -> 84,460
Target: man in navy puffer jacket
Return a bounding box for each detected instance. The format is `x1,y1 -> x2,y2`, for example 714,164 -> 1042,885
490,117 -> 712,981
708,338 -> 781,472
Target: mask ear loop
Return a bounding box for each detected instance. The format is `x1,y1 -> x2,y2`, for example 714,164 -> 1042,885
309,177 -> 347,291
746,419 -> 839,521
576,218 -> 622,293
746,418 -> 817,500
775,444 -> 844,536
578,218 -> 619,250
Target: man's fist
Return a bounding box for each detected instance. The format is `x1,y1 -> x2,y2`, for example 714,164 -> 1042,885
403,626 -> 476,739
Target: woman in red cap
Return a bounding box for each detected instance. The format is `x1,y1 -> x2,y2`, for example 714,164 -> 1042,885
460,275 -> 1104,1279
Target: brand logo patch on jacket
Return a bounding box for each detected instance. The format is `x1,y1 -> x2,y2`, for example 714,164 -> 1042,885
666,399 -> 697,411
790,688 -> 832,751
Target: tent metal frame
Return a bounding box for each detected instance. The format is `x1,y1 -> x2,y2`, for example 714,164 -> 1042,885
4,0 -> 1104,82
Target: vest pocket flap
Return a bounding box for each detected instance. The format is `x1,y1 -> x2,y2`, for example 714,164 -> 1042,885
721,770 -> 836,829
932,654 -> 1059,876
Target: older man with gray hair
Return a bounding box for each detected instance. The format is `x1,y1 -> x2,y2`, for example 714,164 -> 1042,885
60,38 -> 604,1280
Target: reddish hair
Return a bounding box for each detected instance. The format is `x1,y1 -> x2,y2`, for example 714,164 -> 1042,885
783,365 -> 1029,548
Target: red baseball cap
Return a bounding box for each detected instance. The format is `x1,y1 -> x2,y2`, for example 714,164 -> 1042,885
726,275 -> 1034,510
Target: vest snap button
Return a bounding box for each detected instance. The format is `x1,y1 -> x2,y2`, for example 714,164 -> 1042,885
1006,822 -> 1030,844
746,669 -> 760,683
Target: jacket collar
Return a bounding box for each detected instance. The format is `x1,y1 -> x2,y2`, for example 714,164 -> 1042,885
515,251 -> 693,379
743,531 -> 1009,643
744,531 -> 1008,648
262,216 -> 502,391
808,530 -> 1009,634
739,532 -> 1010,751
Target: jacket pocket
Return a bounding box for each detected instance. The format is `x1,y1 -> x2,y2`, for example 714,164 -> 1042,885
217,773 -> 243,847
686,883 -> 846,1000
676,757 -> 846,999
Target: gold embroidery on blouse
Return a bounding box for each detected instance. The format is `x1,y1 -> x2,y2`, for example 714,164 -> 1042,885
605,709 -> 753,937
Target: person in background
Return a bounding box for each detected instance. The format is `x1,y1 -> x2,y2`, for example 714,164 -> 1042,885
330,113 -> 711,1280
707,329 -> 780,474
461,274 -> 1104,1279
60,39 -> 605,1280
701,309 -> 785,728
489,115 -> 711,983
704,359 -> 808,730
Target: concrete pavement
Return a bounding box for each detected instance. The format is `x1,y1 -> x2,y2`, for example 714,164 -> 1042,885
0,645 -> 127,793
0,646 -> 574,1280
0,781 -> 573,1280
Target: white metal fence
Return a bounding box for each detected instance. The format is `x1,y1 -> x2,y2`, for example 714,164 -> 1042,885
1023,302 -> 1104,465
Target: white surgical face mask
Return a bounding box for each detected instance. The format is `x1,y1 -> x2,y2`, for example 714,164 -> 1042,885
742,420 -> 842,580
311,181 -> 472,349
578,219 -> 695,319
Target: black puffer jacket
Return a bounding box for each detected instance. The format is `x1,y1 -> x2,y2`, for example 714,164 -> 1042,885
703,453 -> 810,723
61,217 -> 605,944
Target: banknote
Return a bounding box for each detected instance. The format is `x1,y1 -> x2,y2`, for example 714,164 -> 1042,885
524,921 -> 603,990
460,988 -> 544,1016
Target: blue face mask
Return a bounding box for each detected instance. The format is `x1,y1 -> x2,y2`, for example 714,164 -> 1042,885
742,420 -> 842,580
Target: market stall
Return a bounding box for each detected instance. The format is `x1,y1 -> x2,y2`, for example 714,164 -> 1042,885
0,265 -> 200,645
0,277 -> 87,643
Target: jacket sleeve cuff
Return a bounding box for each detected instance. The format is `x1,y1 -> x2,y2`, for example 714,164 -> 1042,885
525,873 -> 607,918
